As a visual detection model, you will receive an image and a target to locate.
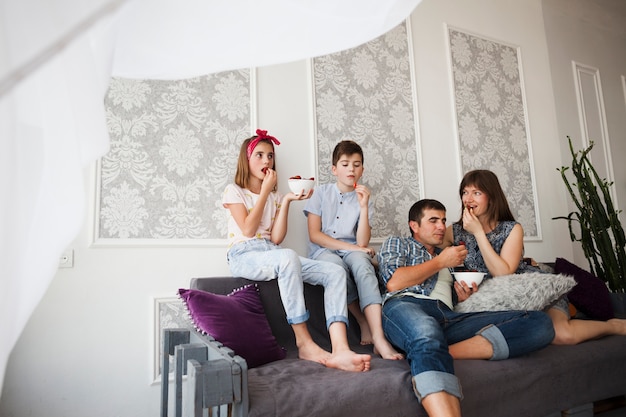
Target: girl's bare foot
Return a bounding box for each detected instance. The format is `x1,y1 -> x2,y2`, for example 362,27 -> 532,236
608,318 -> 626,335
373,339 -> 404,360
325,350 -> 371,372
297,340 -> 331,365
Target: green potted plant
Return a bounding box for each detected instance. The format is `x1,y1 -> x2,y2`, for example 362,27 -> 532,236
553,137 -> 626,303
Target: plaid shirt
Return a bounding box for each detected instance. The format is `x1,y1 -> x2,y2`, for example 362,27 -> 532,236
377,235 -> 441,302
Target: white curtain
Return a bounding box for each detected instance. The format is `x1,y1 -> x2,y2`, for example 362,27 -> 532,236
0,0 -> 421,394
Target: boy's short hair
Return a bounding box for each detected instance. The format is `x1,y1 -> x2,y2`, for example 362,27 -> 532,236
332,140 -> 363,166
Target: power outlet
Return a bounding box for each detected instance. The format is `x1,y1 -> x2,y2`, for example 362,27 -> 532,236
59,250 -> 74,268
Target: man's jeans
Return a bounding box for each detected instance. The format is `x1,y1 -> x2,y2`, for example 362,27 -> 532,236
228,238 -> 349,328
382,296 -> 554,401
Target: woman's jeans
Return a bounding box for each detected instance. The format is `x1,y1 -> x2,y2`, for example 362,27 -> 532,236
313,249 -> 382,310
382,296 -> 555,401
227,239 -> 349,328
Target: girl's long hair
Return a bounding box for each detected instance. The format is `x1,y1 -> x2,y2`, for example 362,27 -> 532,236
456,170 -> 515,224
234,136 -> 277,191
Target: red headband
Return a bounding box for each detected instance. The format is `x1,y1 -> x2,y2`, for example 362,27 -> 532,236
246,129 -> 281,159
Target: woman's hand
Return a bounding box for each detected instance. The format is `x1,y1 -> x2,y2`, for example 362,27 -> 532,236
461,206 -> 482,235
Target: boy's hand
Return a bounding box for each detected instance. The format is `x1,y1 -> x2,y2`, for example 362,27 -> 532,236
358,246 -> 375,257
354,184 -> 370,207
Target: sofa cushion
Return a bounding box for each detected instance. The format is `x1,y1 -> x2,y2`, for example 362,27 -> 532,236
179,284 -> 286,368
454,272 -> 575,313
554,257 -> 615,320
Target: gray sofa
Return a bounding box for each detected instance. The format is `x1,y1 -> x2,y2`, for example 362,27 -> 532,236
169,276 -> 626,417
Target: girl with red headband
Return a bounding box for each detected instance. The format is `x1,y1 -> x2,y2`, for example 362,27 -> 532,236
223,129 -> 371,372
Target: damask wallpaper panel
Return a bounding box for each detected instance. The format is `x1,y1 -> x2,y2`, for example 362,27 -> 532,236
95,70 -> 253,244
447,27 -> 541,239
312,21 -> 422,241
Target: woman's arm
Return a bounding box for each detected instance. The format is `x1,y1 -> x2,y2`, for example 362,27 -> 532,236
475,223 -> 524,276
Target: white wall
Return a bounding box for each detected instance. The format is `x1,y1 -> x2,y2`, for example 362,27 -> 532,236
1,1 -> 623,416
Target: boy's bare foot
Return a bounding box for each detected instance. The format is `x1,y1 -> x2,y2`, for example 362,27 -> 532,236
325,350 -> 371,372
297,340 -> 331,365
373,339 -> 404,360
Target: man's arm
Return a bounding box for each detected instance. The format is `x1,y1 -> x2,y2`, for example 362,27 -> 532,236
379,238 -> 466,293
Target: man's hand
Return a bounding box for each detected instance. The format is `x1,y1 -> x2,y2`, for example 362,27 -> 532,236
438,245 -> 467,269
454,280 -> 479,302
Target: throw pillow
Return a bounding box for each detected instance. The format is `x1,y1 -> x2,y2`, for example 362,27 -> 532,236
454,272 -> 576,313
554,257 -> 615,320
179,284 -> 286,368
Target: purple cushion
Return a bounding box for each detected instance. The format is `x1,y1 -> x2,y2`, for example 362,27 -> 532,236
554,257 -> 615,320
179,284 -> 286,368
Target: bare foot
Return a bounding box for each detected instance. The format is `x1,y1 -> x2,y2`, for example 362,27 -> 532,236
608,318 -> 626,335
297,340 -> 331,365
325,350 -> 371,372
373,339 -> 404,360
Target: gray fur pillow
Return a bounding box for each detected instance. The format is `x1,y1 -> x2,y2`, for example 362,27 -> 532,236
454,272 -> 576,313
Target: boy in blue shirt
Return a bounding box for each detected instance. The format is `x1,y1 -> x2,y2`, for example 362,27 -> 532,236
304,140 -> 402,359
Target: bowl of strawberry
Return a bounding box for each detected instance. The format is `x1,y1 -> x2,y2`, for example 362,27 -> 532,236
288,176 -> 315,196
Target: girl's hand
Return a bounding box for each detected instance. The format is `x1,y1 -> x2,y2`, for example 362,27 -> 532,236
461,206 -> 481,235
285,188 -> 314,202
261,168 -> 277,193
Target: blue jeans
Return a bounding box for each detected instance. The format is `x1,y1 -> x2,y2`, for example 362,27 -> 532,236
382,296 -> 554,401
227,239 -> 349,328
313,249 -> 382,310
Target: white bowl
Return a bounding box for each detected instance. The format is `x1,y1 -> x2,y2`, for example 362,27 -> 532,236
288,177 -> 315,196
452,271 -> 486,287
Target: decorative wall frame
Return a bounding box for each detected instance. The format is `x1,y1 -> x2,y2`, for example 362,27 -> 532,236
93,70 -> 256,246
311,19 -> 422,242
572,61 -> 617,208
152,296 -> 189,383
447,26 -> 541,239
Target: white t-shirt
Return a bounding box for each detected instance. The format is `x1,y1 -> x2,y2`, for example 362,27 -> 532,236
222,183 -> 282,247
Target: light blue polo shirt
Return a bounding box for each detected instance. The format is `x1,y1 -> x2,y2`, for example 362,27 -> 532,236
303,183 -> 373,259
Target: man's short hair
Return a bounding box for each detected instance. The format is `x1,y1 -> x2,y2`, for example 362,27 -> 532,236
408,199 -> 446,226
